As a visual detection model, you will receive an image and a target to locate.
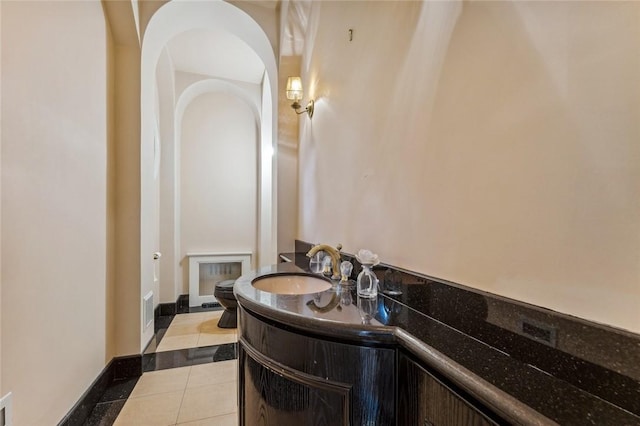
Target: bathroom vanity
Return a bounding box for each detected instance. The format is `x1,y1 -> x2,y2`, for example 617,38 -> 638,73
238,302 -> 396,425
234,251 -> 640,426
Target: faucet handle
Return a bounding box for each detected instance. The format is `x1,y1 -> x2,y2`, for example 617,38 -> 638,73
340,261 -> 353,282
322,257 -> 333,276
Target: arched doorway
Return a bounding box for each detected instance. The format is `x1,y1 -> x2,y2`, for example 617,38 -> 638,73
140,0 -> 278,349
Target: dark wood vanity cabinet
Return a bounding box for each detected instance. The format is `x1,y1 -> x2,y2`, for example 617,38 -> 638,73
240,345 -> 350,425
397,352 -> 502,426
238,306 -> 396,425
238,305 -> 506,426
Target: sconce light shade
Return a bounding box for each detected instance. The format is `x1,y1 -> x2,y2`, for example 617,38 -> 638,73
286,77 -> 303,101
285,76 -> 314,118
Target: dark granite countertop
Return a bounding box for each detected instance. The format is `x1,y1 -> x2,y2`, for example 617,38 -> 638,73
235,256 -> 640,426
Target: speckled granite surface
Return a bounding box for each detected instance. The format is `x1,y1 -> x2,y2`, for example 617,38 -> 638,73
236,244 -> 640,425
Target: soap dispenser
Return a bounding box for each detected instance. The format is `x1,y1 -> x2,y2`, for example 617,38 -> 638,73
355,249 -> 380,298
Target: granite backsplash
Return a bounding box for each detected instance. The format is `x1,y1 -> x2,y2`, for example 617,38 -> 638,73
292,240 -> 640,417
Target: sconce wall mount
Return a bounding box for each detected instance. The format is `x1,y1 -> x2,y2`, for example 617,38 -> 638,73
286,76 -> 314,118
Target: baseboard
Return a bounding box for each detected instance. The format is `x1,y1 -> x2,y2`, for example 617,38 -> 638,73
154,294 -> 191,318
177,294 -> 190,313
57,355 -> 141,426
112,355 -> 143,380
60,294 -> 193,425
156,302 -> 176,317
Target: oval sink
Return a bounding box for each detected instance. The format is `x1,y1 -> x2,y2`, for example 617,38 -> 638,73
252,273 -> 332,295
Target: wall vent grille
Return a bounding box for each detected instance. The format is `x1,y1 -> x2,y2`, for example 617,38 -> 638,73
143,291 -> 154,329
0,392 -> 13,426
187,253 -> 252,307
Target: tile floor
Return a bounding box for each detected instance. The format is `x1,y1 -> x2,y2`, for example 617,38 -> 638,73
112,310 -> 239,426
156,311 -> 238,353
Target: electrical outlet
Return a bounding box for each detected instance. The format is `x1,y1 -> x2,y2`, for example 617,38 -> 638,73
519,317 -> 557,347
0,393 -> 13,426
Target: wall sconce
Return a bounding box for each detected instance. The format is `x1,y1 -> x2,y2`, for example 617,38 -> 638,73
286,76 -> 314,118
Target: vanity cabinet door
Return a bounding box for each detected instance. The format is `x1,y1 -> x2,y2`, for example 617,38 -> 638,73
398,352 -> 502,426
238,306 -> 396,425
240,344 -> 349,426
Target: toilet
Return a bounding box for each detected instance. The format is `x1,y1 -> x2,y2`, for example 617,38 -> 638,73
214,279 -> 238,328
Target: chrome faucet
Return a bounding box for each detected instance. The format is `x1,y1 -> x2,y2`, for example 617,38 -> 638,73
306,243 -> 342,280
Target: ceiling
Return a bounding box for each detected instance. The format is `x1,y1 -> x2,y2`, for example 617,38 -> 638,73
163,1 -> 313,83
240,0 -> 278,10
281,0 -> 311,56
166,28 -> 266,84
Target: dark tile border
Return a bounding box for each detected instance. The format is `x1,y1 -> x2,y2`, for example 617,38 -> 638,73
173,294 -> 223,314
157,302 -> 176,317
186,305 -> 223,313
155,294 -> 190,319
177,294 -> 190,313
112,355 -> 142,380
143,313 -> 176,355
61,342 -> 238,426
143,343 -> 238,372
60,302 -> 238,426
83,400 -> 126,426
57,355 -> 141,426
81,344 -> 238,425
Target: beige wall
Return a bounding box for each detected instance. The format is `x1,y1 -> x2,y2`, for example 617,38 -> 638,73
157,48 -> 179,304
277,55 -> 301,254
180,92 -> 257,293
113,42 -> 142,355
105,1 -> 116,363
298,1 -> 640,333
104,0 -> 143,358
0,0 -> 3,395
1,2 -> 110,424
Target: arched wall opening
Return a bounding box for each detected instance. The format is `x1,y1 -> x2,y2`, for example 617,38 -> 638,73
141,0 -> 277,350
170,78 -> 262,301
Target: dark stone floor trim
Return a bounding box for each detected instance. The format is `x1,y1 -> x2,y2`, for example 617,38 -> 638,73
80,343 -> 238,425
143,342 -> 238,372
155,293 -> 190,319
60,307 -> 236,425
177,294 -> 190,313
174,294 -> 224,314
186,304 -> 223,313
61,342 -> 237,425
83,400 -> 126,426
57,355 -> 141,426
156,302 -> 176,317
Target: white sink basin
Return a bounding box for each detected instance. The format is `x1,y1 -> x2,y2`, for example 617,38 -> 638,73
252,273 -> 332,295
